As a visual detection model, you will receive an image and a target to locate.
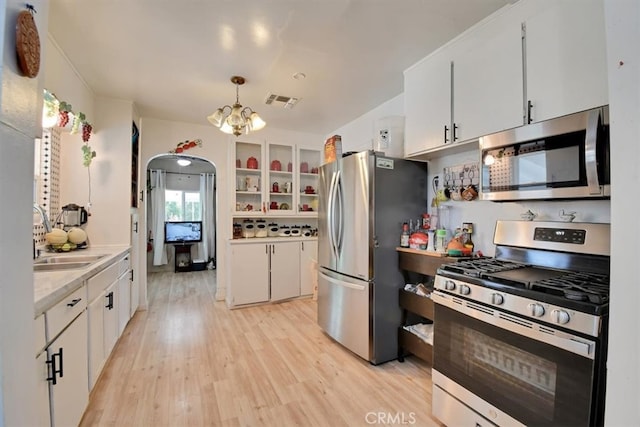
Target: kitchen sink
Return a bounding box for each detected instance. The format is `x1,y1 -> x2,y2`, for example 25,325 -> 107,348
34,262 -> 92,271
33,254 -> 107,272
34,254 -> 107,264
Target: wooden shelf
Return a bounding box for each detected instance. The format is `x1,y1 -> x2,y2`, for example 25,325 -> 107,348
398,288 -> 435,364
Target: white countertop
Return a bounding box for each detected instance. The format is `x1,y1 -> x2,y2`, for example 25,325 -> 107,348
33,245 -> 130,317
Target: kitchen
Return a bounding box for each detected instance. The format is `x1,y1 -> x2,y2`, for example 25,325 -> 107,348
0,1 -> 638,426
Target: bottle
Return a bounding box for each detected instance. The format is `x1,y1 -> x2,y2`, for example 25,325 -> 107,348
436,229 -> 447,253
400,222 -> 410,248
464,232 -> 474,254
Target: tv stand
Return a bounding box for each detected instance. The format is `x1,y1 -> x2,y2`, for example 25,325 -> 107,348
174,244 -> 193,273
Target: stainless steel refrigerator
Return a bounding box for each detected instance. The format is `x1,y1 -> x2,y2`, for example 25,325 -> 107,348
317,150 -> 428,364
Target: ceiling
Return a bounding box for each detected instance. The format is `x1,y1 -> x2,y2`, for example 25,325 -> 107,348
47,0 -> 512,136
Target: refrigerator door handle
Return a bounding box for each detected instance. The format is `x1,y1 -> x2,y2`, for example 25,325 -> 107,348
327,170 -> 340,260
318,271 -> 366,291
335,170 -> 344,257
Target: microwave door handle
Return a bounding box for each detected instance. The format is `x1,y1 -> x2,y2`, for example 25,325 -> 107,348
584,108 -> 601,194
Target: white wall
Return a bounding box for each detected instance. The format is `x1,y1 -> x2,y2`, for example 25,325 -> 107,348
0,2 -> 49,425
138,118 -> 323,302
603,0 -> 640,425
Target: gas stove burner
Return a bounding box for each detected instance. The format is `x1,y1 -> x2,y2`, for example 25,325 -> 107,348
443,258 -> 528,277
530,272 -> 610,304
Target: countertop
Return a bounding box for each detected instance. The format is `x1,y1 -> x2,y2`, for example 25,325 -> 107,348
33,245 -> 130,317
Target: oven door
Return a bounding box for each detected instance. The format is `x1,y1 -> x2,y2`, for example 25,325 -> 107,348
432,291 -> 600,427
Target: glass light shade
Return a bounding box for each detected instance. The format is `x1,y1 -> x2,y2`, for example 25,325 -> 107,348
228,105 -> 245,127
220,120 -> 234,134
249,112 -> 266,131
177,159 -> 191,166
207,108 -> 224,127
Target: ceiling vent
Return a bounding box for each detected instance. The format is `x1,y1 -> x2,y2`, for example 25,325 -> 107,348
264,93 -> 300,109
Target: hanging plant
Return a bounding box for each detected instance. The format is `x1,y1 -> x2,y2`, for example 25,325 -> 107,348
169,138 -> 202,154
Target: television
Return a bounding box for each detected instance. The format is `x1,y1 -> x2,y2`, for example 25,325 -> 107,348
164,221 -> 203,244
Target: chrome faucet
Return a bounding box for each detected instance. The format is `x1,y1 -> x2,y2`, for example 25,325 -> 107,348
33,203 -> 52,233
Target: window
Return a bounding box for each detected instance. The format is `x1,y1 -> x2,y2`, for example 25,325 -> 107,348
165,190 -> 201,221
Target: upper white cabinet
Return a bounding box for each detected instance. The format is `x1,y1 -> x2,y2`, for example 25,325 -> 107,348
404,48 -> 453,155
524,0 -> 608,123
453,10 -> 524,141
232,139 -> 320,217
404,0 -> 608,158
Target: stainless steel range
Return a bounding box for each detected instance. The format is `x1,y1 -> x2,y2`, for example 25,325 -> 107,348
431,220 -> 610,427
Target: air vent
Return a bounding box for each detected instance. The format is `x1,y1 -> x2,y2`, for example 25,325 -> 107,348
264,93 -> 300,109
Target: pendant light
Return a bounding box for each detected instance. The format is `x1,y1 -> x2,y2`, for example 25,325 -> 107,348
207,76 -> 266,136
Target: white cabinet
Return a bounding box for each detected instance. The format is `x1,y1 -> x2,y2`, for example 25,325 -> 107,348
233,139 -> 321,217
103,279 -> 119,357
117,269 -> 132,336
229,240 -> 314,306
229,242 -> 270,306
270,241 -> 301,301
45,290 -> 89,427
524,0 -> 608,122
299,240 -> 318,296
87,291 -> 105,389
403,0 -> 608,158
453,10 -> 524,140
404,48 -> 453,155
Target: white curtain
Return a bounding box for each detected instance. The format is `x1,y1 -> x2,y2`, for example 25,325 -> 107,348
150,169 -> 168,265
197,173 -> 216,263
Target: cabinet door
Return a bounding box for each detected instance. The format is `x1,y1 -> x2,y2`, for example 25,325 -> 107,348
300,240 -> 318,296
270,241 -> 301,301
103,280 -> 118,356
525,0 -> 608,122
234,140 -> 265,215
130,272 -> 139,317
88,293 -> 105,390
267,142 -> 294,214
453,10 -> 524,141
49,311 -> 89,427
229,243 -> 269,306
36,351 -> 50,427
404,49 -> 452,156
117,270 -> 131,336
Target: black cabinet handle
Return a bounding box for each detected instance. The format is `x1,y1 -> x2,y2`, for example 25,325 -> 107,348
453,123 -> 459,141
46,347 -> 63,385
106,291 -> 114,310
130,270 -> 134,281
444,125 -> 449,143
139,190 -> 144,202
66,298 -> 82,307
133,221 -> 138,233
527,100 -> 533,124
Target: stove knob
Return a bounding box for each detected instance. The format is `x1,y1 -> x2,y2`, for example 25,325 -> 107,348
491,293 -> 504,305
459,284 -> 471,295
552,309 -> 571,325
444,280 -> 456,291
528,303 -> 545,317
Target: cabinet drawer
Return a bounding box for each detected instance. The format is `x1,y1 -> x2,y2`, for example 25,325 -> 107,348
47,286 -> 86,342
399,289 -> 434,319
87,259 -> 121,301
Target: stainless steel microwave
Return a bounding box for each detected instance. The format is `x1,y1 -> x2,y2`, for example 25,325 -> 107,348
479,106 -> 610,201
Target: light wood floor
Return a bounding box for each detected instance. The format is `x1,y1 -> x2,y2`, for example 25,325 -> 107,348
80,271 -> 443,426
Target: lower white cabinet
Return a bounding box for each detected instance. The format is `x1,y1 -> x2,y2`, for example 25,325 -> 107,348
103,279 -> 119,357
229,239 -> 315,306
270,241 -> 301,301
117,269 -> 131,336
48,310 -> 89,427
229,243 -> 270,306
300,240 -> 318,296
87,291 -> 105,389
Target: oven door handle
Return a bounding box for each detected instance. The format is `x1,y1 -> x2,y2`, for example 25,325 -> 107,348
432,291 -> 596,359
